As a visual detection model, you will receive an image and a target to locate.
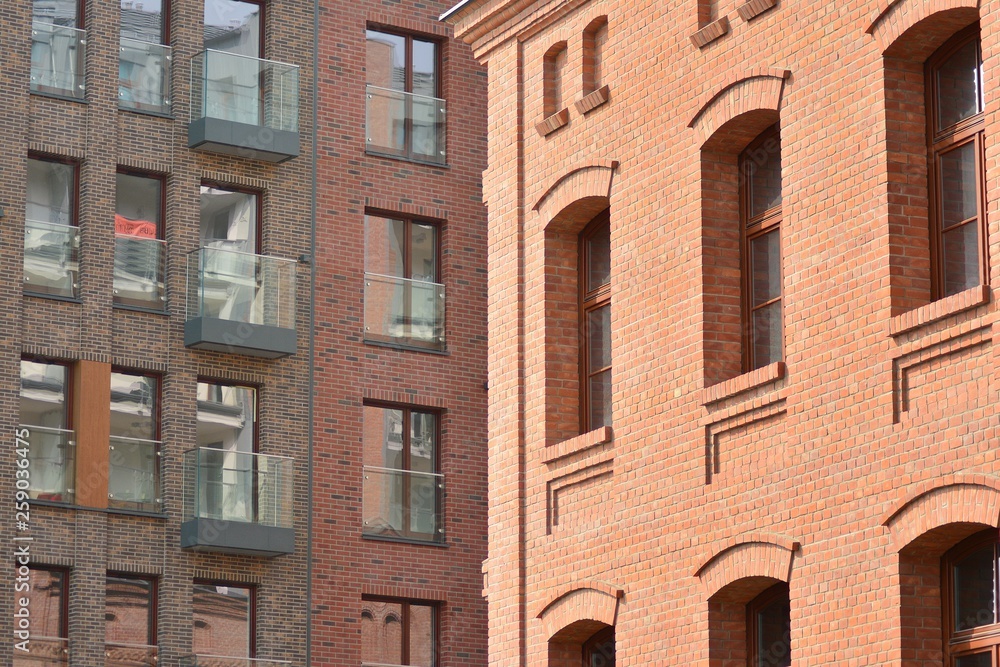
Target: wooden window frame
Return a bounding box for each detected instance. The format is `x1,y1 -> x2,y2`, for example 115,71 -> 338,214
192,579 -> 256,658
926,23 -> 987,301
746,581 -> 791,667
579,208 -> 612,433
106,572 -> 158,647
582,626 -> 615,667
942,528 -> 1000,665
739,124 -> 783,372
360,596 -> 438,667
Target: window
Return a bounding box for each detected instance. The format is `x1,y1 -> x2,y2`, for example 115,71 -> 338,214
748,582 -> 791,667
119,0 -> 170,113
28,568 -> 68,656
739,124 -> 783,371
196,382 -> 258,522
25,156 -> 79,298
196,184 -> 262,321
928,25 -> 986,299
19,359 -> 74,503
109,372 -> 161,512
31,0 -> 85,99
115,171 -> 165,309
543,41 -> 568,118
202,0 -> 264,125
192,582 -> 254,660
361,598 -> 435,666
362,404 -> 442,542
364,213 -> 444,350
365,28 -> 445,164
583,627 -> 615,667
106,574 -> 157,665
943,529 -> 1000,665
580,209 -> 611,431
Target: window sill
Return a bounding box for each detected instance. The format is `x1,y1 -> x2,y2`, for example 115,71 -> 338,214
30,90 -> 87,104
543,426 -> 613,464
574,85 -> 610,115
690,17 -> 730,48
24,292 -> 82,304
362,533 -> 448,548
702,361 -> 785,405
737,0 -> 777,22
535,108 -> 569,137
888,284 -> 989,337
364,338 -> 449,356
364,149 -> 450,169
118,105 -> 173,120
106,507 -> 167,519
113,303 -> 169,316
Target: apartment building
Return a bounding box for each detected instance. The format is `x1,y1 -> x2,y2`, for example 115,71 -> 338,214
1,0 -> 312,664
444,0 -> 1000,665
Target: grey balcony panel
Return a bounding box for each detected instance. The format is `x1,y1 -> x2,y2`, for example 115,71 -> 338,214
180,518 -> 294,557
184,317 -> 296,359
188,117 -> 299,163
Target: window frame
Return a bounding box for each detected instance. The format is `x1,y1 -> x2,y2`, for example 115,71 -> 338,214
25,154 -> 81,300
739,123 -> 783,372
109,369 -> 162,512
192,579 -> 256,659
105,572 -> 158,649
926,23 -> 987,301
746,581 -> 791,667
582,626 -> 615,667
360,596 -> 438,667
579,208 -> 612,433
114,169 -> 167,311
199,180 -> 264,255
20,356 -> 73,431
942,528 -> 1000,665
30,566 -> 70,641
195,378 -> 260,453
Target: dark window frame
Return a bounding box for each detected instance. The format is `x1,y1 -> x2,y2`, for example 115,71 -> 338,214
579,208 -> 612,433
746,581 -> 791,667
364,210 -> 443,283
582,626 -> 615,667
27,153 -> 80,227
942,528 -> 1000,665
20,356 -> 74,430
739,123 -> 783,372
192,579 -> 256,658
360,596 -> 438,667
105,572 -> 158,648
114,169 -> 167,310
926,23 -> 988,301
30,566 -> 70,640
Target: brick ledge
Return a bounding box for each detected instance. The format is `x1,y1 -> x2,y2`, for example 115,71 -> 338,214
574,85 -> 610,115
737,0 -> 777,22
702,361 -> 785,405
888,284 -> 989,337
535,108 -> 570,137
543,425 -> 612,464
690,17 -> 730,49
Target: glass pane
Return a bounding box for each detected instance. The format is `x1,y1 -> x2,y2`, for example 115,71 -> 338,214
756,594 -> 792,667
30,570 -> 65,638
587,219 -> 611,292
589,368 -> 612,429
192,584 -> 250,658
752,300 -> 783,368
410,412 -> 437,535
408,604 -> 434,667
111,372 -> 157,439
411,222 -> 437,281
117,173 -> 161,229
203,0 -> 260,57
942,222 -> 980,297
196,384 -> 256,521
954,544 -> 995,631
410,411 -> 436,473
365,216 -> 406,277
33,0 -> 78,27
937,38 -> 982,130
940,142 -> 979,230
364,406 -> 404,469
106,576 -> 152,646
751,229 -> 781,306
748,132 -> 782,218
588,305 -> 612,371
956,653 -> 992,667
200,186 -> 257,252
120,0 -> 163,43
361,600 -> 403,665
366,30 -> 406,91
413,39 -> 437,98
27,159 -> 74,226
20,361 -> 67,428
590,636 -> 615,667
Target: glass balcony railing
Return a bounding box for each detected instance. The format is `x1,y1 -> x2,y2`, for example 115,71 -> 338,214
362,466 -> 444,543
366,84 -> 446,164
114,236 -> 166,308
364,273 -> 445,351
13,636 -> 68,666
179,656 -> 291,667
183,448 -> 293,528
19,425 -> 75,504
119,38 -> 171,114
24,219 -> 79,298
186,248 -> 296,329
108,436 -> 161,513
31,21 -> 85,99
105,643 -> 157,667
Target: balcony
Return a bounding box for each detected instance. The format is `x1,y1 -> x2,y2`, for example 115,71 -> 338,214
19,425 -> 75,504
179,656 -> 290,667
185,248 -> 297,358
366,85 -> 446,165
362,466 -> 444,543
24,219 -> 79,299
108,436 -> 161,513
189,50 -> 299,162
114,235 -> 166,309
30,22 -> 85,100
181,448 -> 294,557
119,38 -> 171,114
105,644 -> 157,667
13,637 -> 68,666
364,273 -> 445,351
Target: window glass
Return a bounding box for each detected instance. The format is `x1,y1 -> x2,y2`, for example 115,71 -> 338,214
117,173 -> 162,234
20,360 -> 68,428
115,173 -> 164,308
196,383 -> 256,453
120,0 -> 163,43
366,30 -> 407,91
954,543 -> 996,631
584,627 -> 615,667
192,583 -> 251,658
956,654 -> 993,667
111,372 -> 157,439
200,186 -> 258,252
31,569 -> 66,638
580,211 -> 612,431
106,575 -> 154,646
410,223 -> 437,281
365,216 -> 407,277
412,39 -> 437,98
756,594 -> 791,667
748,136 -> 782,219
32,0 -> 78,27
361,600 -> 434,666
27,159 -> 74,226
407,603 -> 433,667
203,0 -> 260,56
937,37 -> 983,131
586,220 -> 611,292
109,373 -> 159,509
20,361 -> 72,501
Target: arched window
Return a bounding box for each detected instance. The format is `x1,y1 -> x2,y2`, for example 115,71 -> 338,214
580,209 -> 612,430
739,124 -> 783,370
927,24 -> 986,299
943,529 -> 1000,665
582,626 -> 615,666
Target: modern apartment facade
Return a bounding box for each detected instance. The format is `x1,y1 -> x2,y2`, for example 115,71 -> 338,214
445,0 -> 1000,665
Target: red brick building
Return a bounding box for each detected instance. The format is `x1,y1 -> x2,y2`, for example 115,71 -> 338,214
444,0 -> 1000,665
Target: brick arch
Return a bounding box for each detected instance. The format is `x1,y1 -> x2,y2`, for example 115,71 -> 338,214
535,583 -> 624,641
882,478 -> 1000,553
695,539 -> 799,599
688,67 -> 791,150
867,0 -> 979,58
534,160 -> 618,234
